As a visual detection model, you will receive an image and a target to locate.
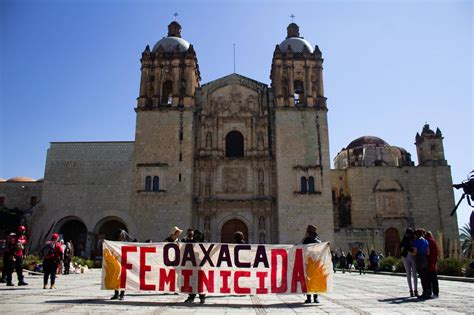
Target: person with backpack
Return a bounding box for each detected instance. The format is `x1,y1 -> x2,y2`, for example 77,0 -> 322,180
42,233 -> 63,289
369,250 -> 380,273
356,249 -> 366,275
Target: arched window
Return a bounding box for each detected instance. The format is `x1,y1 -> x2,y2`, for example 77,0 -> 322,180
153,176 -> 159,191
145,176 -> 152,192
308,176 -> 315,193
162,80 -> 173,105
294,80 -> 304,105
225,131 -> 244,157
300,176 -> 308,193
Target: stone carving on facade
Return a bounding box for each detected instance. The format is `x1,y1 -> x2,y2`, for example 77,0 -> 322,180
222,167 -> 247,193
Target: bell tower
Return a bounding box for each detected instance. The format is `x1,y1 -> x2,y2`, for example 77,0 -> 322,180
130,20 -> 200,241
415,123 -> 447,166
270,23 -> 326,108
137,21 -> 200,108
270,23 -> 334,244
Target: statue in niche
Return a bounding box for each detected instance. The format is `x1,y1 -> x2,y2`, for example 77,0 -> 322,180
259,216 -> 265,230
204,183 -> 211,196
257,133 -> 264,150
230,89 -> 242,116
259,232 -> 266,244
204,216 -> 210,230
205,132 -> 212,148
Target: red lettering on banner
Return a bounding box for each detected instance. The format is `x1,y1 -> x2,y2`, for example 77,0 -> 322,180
139,247 -> 156,290
234,271 -> 251,294
270,248 -> 288,293
159,268 -> 176,291
120,246 -> 137,289
198,270 -> 214,293
291,248 -> 307,293
219,270 -> 231,293
256,271 -> 268,294
181,269 -> 193,293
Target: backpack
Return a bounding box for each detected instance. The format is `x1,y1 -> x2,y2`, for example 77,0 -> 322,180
42,241 -> 57,260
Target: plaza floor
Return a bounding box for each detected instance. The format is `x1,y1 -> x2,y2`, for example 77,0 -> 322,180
0,270 -> 473,314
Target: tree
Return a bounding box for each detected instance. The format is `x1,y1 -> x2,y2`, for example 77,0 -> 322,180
460,223 -> 473,259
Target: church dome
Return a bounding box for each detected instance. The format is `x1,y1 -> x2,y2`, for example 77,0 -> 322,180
7,176 -> 35,182
152,21 -> 190,53
0,178 -> 6,182
346,136 -> 389,149
278,23 -> 313,53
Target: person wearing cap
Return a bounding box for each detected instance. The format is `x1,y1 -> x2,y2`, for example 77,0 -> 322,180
3,233 -> 17,286
42,233 -> 63,289
164,227 -> 183,242
302,224 -> 322,304
12,226 -> 28,286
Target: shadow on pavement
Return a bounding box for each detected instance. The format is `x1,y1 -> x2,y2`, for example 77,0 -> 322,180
44,299 -> 315,308
378,297 -> 428,304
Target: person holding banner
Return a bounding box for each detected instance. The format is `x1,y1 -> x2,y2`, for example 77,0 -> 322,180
111,230 -> 129,300
303,224 -> 322,304
184,229 -> 207,304
165,226 -> 183,242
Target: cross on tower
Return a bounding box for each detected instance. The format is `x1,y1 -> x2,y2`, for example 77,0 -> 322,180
290,14 -> 295,22
173,12 -> 178,21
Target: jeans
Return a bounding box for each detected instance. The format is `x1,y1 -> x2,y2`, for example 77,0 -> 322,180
427,271 -> 439,296
43,259 -> 58,286
415,255 -> 429,296
402,255 -> 417,292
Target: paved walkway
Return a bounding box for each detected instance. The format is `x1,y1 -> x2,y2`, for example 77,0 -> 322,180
0,270 -> 473,314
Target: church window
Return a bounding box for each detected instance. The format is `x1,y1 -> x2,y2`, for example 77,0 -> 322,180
179,153 -> 182,161
145,176 -> 152,192
179,131 -> 183,141
294,80 -> 304,105
308,176 -> 315,193
300,176 -> 308,193
225,131 -> 244,157
152,176 -> 159,192
162,80 -> 173,105
179,173 -> 182,182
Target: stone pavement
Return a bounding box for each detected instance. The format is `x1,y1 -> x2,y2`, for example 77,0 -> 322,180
0,270 -> 473,314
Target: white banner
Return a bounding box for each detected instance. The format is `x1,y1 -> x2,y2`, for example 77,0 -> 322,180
102,241 -> 333,294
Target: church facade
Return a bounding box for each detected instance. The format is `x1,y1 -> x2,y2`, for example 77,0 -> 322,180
0,21 -> 458,258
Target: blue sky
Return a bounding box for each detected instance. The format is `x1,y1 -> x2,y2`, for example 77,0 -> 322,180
1,0 -> 472,227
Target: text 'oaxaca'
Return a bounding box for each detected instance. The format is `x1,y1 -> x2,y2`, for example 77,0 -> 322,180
102,241 -> 333,295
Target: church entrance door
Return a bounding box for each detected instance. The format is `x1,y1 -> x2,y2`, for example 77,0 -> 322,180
385,227 -> 401,257
220,219 -> 248,243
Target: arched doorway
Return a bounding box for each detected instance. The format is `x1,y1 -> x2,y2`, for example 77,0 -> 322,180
97,218 -> 128,241
59,219 -> 88,257
221,219 -> 248,243
385,228 -> 401,257
94,218 -> 128,258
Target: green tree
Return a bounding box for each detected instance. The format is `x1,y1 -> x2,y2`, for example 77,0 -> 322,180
460,223 -> 473,259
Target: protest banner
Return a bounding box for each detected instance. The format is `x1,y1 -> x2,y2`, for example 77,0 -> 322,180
102,240 -> 333,294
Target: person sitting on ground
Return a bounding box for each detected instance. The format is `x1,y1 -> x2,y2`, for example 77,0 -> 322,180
302,224 -> 322,304
41,233 -> 63,289
184,230 -> 207,304
165,227 -> 183,242
355,249 -> 366,275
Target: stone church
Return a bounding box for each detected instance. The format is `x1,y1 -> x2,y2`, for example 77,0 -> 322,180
0,21 -> 459,258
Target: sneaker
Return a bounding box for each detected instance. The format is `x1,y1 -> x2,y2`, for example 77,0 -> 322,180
118,295 -> 124,300
184,297 -> 194,303
314,296 -> 320,304
6,282 -> 14,287
199,297 -> 206,304
304,297 -> 312,303
18,281 -> 28,286
110,294 -> 119,300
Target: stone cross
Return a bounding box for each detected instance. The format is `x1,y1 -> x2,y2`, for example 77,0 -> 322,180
290,14 -> 295,22
173,12 -> 178,21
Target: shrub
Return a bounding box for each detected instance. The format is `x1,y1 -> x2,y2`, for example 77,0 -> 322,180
437,258 -> 466,276
379,256 -> 401,272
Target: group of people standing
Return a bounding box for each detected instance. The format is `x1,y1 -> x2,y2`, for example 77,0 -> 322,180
401,228 -> 439,299
333,249 -> 383,275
